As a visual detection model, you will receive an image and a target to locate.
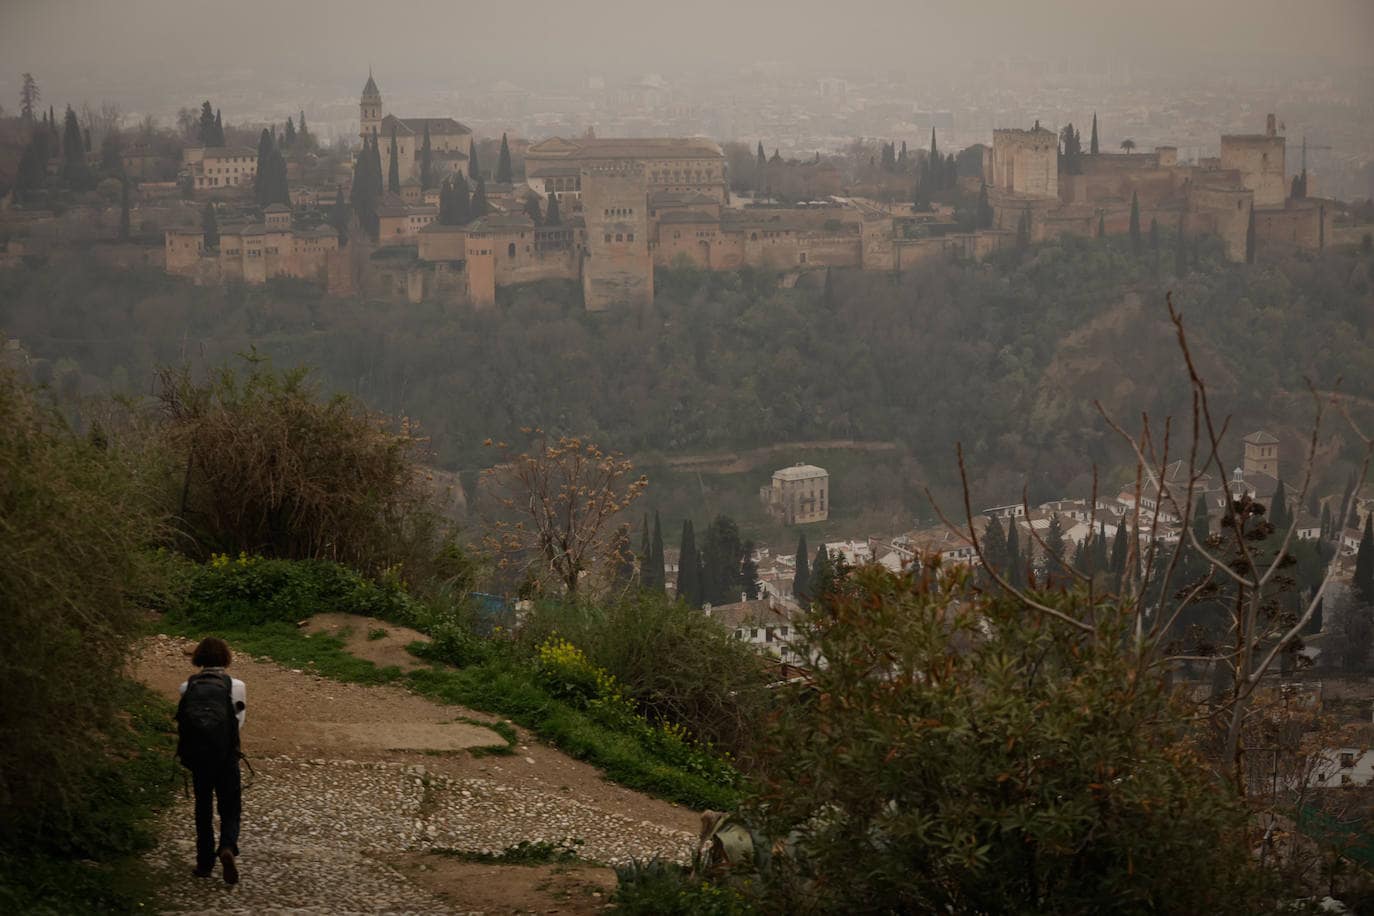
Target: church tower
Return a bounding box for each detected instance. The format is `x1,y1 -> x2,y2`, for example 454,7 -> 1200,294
360,70 -> 382,144
1242,430 -> 1279,479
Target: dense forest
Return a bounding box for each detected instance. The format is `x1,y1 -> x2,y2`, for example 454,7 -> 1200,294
2,232 -> 1371,521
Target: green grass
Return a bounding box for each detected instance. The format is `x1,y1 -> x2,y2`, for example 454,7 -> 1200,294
0,682 -> 180,915
161,618 -> 740,811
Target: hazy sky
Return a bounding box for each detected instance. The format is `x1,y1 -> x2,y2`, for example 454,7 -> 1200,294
2,0 -> 1372,99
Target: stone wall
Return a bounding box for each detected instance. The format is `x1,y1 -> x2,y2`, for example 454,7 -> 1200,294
991,128 -> 1058,199
1220,134 -> 1286,207
1255,200 -> 1331,253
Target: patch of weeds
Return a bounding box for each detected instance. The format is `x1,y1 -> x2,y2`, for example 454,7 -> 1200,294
367,627 -> 389,641
453,716 -> 518,757
611,857 -> 758,915
429,839 -> 585,865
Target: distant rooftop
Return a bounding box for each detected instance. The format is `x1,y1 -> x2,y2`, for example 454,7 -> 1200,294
773,463 -> 828,481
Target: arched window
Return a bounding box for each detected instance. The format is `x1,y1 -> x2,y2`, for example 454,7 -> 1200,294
508,242 -> 516,258
615,233 -> 623,242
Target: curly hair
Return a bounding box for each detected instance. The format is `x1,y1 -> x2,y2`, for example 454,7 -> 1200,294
191,637 -> 232,668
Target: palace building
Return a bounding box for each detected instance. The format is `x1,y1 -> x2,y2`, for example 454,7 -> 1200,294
360,72 -> 472,186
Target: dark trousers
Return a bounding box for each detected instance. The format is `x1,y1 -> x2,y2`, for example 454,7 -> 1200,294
192,756 -> 241,868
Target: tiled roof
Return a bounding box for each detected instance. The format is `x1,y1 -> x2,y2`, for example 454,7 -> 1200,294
773,464 -> 828,481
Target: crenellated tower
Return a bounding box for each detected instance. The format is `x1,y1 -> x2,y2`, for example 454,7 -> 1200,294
360,70 -> 383,144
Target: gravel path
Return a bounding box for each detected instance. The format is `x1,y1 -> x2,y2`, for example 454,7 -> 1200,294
135,635 -> 699,914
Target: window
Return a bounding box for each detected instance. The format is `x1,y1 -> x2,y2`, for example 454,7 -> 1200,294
626,233 -> 634,242
615,233 -> 623,242
508,242 -> 516,258
604,233 -> 612,243
1341,752 -> 1355,768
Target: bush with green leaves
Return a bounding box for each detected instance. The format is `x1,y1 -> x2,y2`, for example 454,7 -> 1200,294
612,858 -> 757,915
175,553 -> 424,628
0,369 -> 165,848
748,562 -> 1281,914
520,593 -> 773,765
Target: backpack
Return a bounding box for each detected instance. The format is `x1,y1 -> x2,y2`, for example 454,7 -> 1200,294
176,673 -> 239,769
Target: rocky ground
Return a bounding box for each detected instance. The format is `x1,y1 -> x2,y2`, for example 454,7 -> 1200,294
133,630 -> 700,915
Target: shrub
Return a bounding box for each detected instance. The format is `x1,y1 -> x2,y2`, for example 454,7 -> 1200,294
612,858 -> 757,915
749,562 -> 1278,914
521,593 -> 773,764
0,368 -> 164,847
157,357 -> 441,575
175,554 -> 423,628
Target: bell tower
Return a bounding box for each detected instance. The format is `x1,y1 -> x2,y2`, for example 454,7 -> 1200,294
360,69 -> 383,144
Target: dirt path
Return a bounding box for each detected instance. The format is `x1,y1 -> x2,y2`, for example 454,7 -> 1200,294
134,630 -> 700,914
651,438 -> 901,475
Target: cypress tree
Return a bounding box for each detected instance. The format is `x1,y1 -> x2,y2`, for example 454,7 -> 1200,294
1090,112 -> 1099,155
1110,522 -> 1129,577
741,541 -> 760,601
983,516 -> 1007,576
83,127 -> 91,153
254,128 -> 273,204
368,130 -> 383,198
639,512 -> 651,582
471,177 -> 489,216
1149,217 -> 1160,251
650,510 -> 665,594
351,137 -> 379,241
118,177 -> 131,241
497,132 -> 513,183
299,111 -> 309,141
198,101 -> 216,146
328,184 -> 350,245
100,131 -> 124,176
1354,515 -> 1374,604
420,121 -> 433,190
1320,503 -> 1332,541
1269,479 -> 1290,535
284,116 -> 296,147
1005,520 -> 1023,585
546,191 -> 561,226
1016,210 -> 1030,248
701,515 -> 744,606
522,192 -> 542,225
1129,190 -> 1141,253
451,174 -> 471,224
214,110 -> 224,146
810,545 -> 834,604
202,201 -> 219,251
756,141 -> 766,171
946,153 -> 957,189
1175,220 -> 1187,277
468,139 -> 481,181
976,181 -> 993,229
792,532 -> 810,601
1093,522 -> 1109,573
1044,514 -> 1066,587
1193,494 -> 1211,545
60,106 -> 90,189
1245,205 -> 1256,263
387,124 -> 401,194
677,520 -> 700,607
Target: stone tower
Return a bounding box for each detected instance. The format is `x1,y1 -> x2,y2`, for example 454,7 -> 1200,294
360,70 -> 383,144
1243,430 -> 1279,479
580,162 -> 652,311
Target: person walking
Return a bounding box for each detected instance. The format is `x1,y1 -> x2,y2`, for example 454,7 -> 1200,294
177,637 -> 247,884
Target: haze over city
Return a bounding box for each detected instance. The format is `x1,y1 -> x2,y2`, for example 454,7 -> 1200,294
2,1 -> 1374,912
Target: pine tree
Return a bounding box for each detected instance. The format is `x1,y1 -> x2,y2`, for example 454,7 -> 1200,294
468,139 -> 481,181
650,511 -> 665,595
471,177 -> 489,216
1129,190 -> 1141,253
792,532 -> 810,601
202,201 -> 219,251
677,520 -> 700,607
387,124 -> 401,194
19,72 -> 39,122
497,132 -> 513,184
1090,112 -> 1099,155
546,191 -> 561,226
118,177 -> 131,241
284,115 -> 296,147
420,122 -> 433,190
1354,515 -> 1374,604
522,192 -> 543,225
60,106 -> 91,189
741,541 -> 760,600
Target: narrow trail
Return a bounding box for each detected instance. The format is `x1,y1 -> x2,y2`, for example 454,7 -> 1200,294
133,631 -> 700,915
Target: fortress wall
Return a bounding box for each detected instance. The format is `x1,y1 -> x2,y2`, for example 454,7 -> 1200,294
1220,135 -> 1286,207
581,163 -> 653,311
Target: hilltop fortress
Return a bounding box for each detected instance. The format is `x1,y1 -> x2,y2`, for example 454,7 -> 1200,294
163,75 -> 1335,308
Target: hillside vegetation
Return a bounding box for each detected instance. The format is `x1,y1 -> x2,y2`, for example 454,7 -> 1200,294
2,233 -> 1371,516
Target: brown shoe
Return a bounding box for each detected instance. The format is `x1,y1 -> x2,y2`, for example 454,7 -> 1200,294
191,864 -> 214,878
218,848 -> 239,885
